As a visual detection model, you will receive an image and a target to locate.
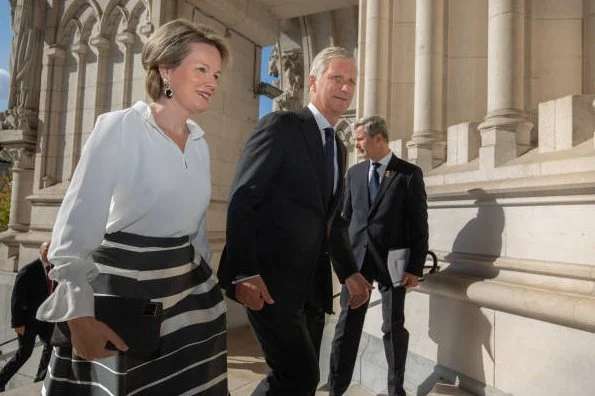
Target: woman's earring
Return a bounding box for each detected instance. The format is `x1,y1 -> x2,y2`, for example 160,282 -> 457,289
164,80 -> 173,99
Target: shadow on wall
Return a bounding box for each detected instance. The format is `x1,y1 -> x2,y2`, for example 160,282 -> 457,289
419,188 -> 505,396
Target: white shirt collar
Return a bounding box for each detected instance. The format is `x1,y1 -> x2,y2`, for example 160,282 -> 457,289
307,103 -> 333,130
132,101 -> 205,141
370,151 -> 393,167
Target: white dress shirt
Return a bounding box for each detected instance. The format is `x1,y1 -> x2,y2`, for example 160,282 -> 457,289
368,151 -> 393,184
307,102 -> 338,193
37,101 -> 212,322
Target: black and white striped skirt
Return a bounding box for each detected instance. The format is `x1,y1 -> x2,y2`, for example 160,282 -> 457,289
42,232 -> 228,395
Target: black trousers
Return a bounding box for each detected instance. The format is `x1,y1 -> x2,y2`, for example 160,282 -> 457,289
328,281 -> 408,396
0,321 -> 53,388
247,296 -> 326,396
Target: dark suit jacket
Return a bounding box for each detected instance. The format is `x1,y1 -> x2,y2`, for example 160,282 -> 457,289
11,258 -> 51,328
218,108 -> 357,313
344,154 -> 428,285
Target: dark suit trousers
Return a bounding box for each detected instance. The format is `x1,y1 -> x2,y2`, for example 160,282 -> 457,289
328,282 -> 408,396
247,300 -> 325,396
0,322 -> 53,387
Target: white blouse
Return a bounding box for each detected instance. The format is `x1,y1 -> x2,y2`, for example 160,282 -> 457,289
36,101 -> 212,322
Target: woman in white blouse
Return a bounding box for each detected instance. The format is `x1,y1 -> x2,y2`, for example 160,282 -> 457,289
36,19 -> 231,395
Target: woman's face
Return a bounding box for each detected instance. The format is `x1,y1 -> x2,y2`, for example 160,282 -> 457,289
164,42 -> 222,115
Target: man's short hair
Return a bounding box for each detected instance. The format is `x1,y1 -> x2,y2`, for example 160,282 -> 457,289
309,47 -> 355,79
354,115 -> 389,143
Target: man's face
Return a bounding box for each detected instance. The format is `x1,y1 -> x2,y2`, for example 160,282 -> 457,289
309,58 -> 357,124
355,126 -> 375,160
40,242 -> 49,262
354,126 -> 386,161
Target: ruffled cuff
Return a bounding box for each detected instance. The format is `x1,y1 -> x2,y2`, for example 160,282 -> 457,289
36,276 -> 95,322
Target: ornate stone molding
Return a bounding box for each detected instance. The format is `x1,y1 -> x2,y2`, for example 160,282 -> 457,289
0,107 -> 37,132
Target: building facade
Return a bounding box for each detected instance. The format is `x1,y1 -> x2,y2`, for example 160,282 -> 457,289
0,0 -> 594,394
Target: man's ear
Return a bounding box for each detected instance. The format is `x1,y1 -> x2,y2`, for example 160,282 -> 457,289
158,66 -> 171,83
308,75 -> 317,92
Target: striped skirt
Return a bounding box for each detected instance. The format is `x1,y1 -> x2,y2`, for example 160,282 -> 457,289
42,232 -> 228,395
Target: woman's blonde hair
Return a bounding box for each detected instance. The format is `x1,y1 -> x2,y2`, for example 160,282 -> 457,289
142,19 -> 231,101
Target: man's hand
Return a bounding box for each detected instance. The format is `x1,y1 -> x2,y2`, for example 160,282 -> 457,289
236,276 -> 275,311
345,273 -> 373,309
14,325 -> 25,336
68,316 -> 128,360
401,272 -> 419,288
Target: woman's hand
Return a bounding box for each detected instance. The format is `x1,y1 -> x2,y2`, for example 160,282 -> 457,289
67,316 -> 129,360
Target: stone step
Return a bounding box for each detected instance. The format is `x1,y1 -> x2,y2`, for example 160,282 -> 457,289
428,382 -> 475,396
2,382 -> 42,396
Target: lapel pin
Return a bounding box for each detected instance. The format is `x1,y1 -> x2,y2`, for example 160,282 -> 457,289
385,170 -> 392,178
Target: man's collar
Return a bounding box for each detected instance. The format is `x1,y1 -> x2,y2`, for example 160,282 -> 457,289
370,151 -> 393,167
307,103 -> 333,130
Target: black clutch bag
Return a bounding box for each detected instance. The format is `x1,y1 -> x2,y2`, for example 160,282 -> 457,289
51,295 -> 163,358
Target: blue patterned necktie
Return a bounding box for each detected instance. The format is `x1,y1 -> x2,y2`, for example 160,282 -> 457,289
323,127 -> 335,206
369,162 -> 381,204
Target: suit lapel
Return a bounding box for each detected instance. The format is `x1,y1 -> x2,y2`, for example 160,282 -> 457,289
297,108 -> 326,209
369,154 -> 399,216
356,161 -> 372,209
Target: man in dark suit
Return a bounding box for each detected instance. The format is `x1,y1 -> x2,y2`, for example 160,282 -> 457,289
0,241 -> 53,392
327,116 -> 428,396
218,47 -> 372,395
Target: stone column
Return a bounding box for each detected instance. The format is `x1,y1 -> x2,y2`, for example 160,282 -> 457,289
407,0 -> 446,172
4,148 -> 35,232
585,0 -> 595,93
361,0 -> 390,117
117,32 -> 136,109
70,43 -> 89,178
478,0 -> 533,168
42,45 -> 66,187
90,35 -> 110,119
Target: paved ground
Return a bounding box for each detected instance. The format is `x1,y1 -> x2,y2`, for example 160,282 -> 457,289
2,326 -> 375,396
227,326 -> 375,395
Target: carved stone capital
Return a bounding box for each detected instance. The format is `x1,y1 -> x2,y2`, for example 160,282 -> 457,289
72,42 -> 90,59
2,147 -> 34,169
140,22 -> 154,36
116,32 -> 136,46
47,45 -> 66,59
89,35 -> 110,51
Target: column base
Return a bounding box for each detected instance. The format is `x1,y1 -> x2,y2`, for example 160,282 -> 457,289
407,145 -> 433,173
478,115 -> 533,169
407,141 -> 446,172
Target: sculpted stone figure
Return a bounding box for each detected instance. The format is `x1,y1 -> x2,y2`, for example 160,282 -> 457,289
273,49 -> 304,111
3,0 -> 44,131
